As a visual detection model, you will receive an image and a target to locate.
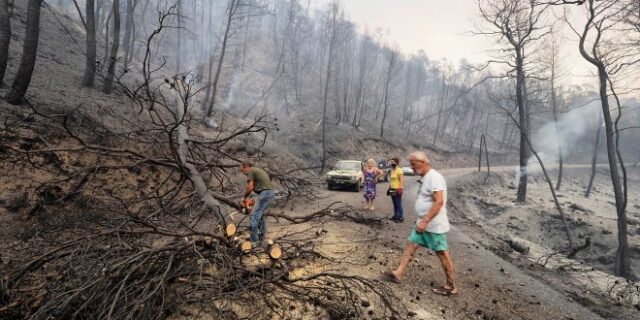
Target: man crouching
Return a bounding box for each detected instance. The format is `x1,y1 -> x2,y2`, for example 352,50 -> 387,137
384,151 -> 458,295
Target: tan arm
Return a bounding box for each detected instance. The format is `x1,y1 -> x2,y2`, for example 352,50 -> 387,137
245,180 -> 254,198
416,191 -> 444,232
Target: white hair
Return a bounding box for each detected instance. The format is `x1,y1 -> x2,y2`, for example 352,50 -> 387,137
409,151 -> 430,164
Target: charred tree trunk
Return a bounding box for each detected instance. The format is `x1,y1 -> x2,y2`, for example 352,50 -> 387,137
585,124 -> 602,197
478,134 -> 491,179
201,0 -> 215,111
550,45 -> 563,191
433,74 -> 447,145
134,0 -> 150,62
102,0 -> 120,94
94,0 -> 102,33
596,68 -> 629,277
7,0 -> 42,104
320,32 -> 337,174
499,118 -> 510,150
575,0 -> 630,277
320,3 -> 341,173
0,0 -> 11,87
379,49 -> 396,138
101,6 -> 113,73
122,0 -> 135,69
175,0 -> 182,74
81,0 -> 96,87
515,52 -> 530,203
71,0 -> 86,28
205,0 -> 238,123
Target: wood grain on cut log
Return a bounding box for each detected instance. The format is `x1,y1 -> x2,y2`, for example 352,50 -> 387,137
268,244 -> 282,260
239,241 -> 252,253
226,224 -> 237,237
233,236 -> 252,253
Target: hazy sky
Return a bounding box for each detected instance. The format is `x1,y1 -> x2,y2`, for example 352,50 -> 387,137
319,0 -> 490,64
313,0 -> 606,86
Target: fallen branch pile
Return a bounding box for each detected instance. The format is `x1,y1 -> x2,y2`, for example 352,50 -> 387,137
0,6 -> 404,319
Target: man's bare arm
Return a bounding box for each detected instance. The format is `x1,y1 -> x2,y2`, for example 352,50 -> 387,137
417,191 -> 444,232
245,180 -> 254,197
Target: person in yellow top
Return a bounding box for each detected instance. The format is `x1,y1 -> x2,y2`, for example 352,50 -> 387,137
387,157 -> 404,222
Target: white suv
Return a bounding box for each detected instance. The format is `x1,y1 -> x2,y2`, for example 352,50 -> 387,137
325,160 -> 364,192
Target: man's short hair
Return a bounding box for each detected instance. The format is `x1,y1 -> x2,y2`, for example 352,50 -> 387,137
409,151 -> 430,164
241,161 -> 253,168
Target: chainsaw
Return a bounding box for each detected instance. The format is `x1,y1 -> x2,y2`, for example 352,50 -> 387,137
242,197 -> 255,215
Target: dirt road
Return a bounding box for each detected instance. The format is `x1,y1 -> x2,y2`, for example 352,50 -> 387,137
307,165 -> 632,320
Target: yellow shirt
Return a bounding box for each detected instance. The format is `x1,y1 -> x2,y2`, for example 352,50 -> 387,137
389,167 -> 403,189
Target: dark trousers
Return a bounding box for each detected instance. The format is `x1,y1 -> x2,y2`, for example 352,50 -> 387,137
391,194 -> 403,219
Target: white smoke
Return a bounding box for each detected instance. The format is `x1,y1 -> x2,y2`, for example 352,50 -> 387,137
514,100 -> 602,185
514,157 -> 542,187
532,101 -> 602,166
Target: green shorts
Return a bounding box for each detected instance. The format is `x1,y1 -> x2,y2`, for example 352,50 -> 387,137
408,227 -> 448,251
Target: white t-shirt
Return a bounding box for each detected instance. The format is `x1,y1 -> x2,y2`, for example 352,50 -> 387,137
414,169 -> 449,233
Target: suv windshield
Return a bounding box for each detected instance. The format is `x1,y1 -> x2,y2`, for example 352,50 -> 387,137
334,162 -> 361,171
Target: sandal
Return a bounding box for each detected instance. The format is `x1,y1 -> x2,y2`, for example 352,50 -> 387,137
383,271 -> 401,284
432,284 -> 459,296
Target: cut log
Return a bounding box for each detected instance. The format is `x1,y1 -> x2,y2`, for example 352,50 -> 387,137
239,241 -> 252,253
226,223 -> 237,237
268,244 -> 282,260
233,236 -> 252,253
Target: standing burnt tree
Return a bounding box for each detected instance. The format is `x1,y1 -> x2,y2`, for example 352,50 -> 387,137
82,0 -> 97,87
477,0 -> 550,203
121,0 -> 138,70
0,0 -> 10,87
547,37 -> 565,190
204,0 -> 241,127
319,1 -> 345,173
102,0 -> 120,94
379,46 -> 399,138
7,0 -> 43,104
557,0 -> 637,278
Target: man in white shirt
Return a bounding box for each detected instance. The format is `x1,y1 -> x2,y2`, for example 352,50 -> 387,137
384,151 -> 458,295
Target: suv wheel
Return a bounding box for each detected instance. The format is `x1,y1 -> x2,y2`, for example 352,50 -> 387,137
354,180 -> 361,192
327,183 -> 333,190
